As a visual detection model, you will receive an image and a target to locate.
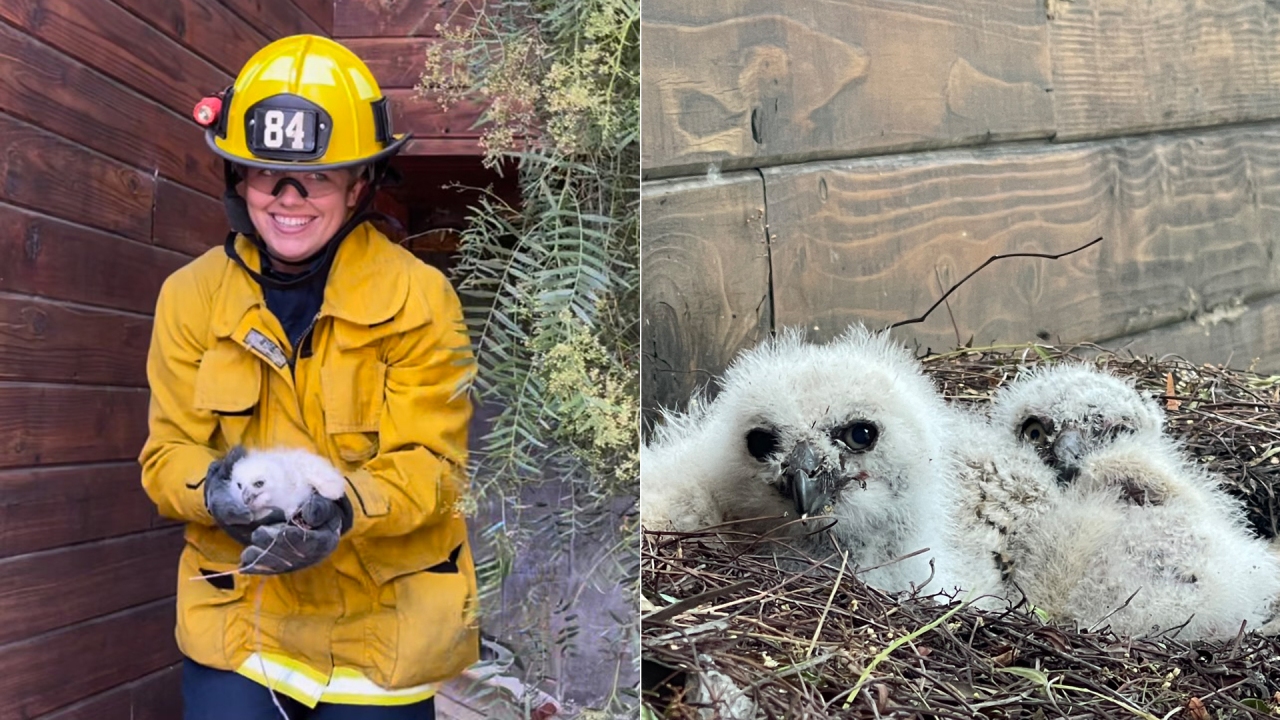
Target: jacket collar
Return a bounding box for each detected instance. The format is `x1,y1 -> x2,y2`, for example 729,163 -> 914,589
210,223 -> 410,339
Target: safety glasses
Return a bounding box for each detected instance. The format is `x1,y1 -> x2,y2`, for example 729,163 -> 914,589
240,166 -> 350,199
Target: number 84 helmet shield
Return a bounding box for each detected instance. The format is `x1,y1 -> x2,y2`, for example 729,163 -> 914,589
200,34 -> 410,170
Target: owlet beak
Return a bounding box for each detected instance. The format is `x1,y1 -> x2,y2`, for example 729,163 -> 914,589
782,441 -> 830,519
1051,427 -> 1084,485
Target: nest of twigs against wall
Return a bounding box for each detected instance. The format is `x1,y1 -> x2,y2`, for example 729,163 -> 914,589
641,345 -> 1280,719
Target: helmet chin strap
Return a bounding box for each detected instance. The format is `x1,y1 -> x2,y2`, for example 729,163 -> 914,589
221,160 -> 392,291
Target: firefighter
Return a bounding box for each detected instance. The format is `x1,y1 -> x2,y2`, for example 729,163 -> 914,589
140,34 -> 478,719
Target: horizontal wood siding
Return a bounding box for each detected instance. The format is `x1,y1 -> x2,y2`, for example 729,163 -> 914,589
0,463 -> 173,558
290,0 -> 334,36
763,125 -> 1280,352
0,528 -> 183,645
334,0 -> 475,37
0,384 -> 151,468
335,0 -> 487,155
0,296 -> 152,387
0,21 -> 222,196
0,1 -> 316,715
0,0 -> 231,117
0,203 -> 186,313
640,173 -> 772,425
152,178 -> 227,256
640,0 -> 1055,178
37,666 -> 182,720
219,0 -> 325,38
341,36 -> 435,87
0,600 -> 180,720
1049,0 -> 1280,141
112,0 -> 269,75
0,113 -> 155,242
1102,293 -> 1280,374
641,0 -> 1280,418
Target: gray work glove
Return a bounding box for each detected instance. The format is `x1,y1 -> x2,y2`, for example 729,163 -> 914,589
203,445 -> 284,545
238,492 -> 353,575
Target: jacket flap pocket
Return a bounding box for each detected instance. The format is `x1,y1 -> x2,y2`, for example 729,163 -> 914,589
330,295 -> 429,351
194,340 -> 262,414
321,350 -> 386,434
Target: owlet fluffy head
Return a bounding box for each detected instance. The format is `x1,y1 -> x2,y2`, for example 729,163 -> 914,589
708,324 -> 957,530
989,363 -> 1166,486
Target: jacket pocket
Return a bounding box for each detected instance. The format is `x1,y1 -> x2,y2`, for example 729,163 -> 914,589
194,339 -> 262,447
321,349 -> 386,464
371,543 -> 480,687
176,535 -> 250,668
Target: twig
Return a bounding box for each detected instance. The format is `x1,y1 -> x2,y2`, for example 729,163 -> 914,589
643,581 -> 754,625
839,594 -> 973,709
807,549 -> 848,659
889,237 -> 1103,330
1087,586 -> 1144,633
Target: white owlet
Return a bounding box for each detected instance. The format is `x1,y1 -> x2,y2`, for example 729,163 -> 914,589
230,448 -> 348,521
641,324 -> 966,595
989,363 -> 1280,639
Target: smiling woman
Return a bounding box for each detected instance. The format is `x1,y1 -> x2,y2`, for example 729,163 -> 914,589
241,167 -> 366,266
138,34 -> 477,720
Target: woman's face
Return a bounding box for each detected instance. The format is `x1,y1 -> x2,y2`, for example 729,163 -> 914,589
243,167 -> 365,265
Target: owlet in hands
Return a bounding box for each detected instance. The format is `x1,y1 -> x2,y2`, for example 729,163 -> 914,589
230,448 -> 348,522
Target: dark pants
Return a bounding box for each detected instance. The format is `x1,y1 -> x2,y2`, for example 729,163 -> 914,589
182,658 -> 437,720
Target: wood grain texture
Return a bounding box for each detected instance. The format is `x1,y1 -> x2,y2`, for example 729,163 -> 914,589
0,202 -> 184,314
343,36 -> 434,88
640,172 -> 771,429
0,462 -> 168,559
0,296 -> 151,387
1099,292 -> 1280,375
0,23 -> 222,197
0,384 -> 149,468
387,87 -> 486,138
0,114 -> 154,243
112,0 -> 267,76
36,665 -> 181,720
761,123 -> 1280,355
152,178 -> 228,256
1049,0 -> 1280,141
334,0 -> 475,37
0,528 -> 182,645
0,0 -> 230,117
290,0 -> 333,35
0,599 -> 178,720
402,137 -> 486,155
219,0 -> 325,38
641,0 -> 1055,178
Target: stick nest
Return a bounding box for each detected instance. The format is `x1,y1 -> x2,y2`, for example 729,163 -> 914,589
642,344 -> 1280,719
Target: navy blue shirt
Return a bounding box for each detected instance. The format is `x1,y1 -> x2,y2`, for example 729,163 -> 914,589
261,260 -> 330,360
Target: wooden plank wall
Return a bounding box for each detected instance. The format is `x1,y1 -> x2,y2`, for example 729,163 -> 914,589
640,0 -> 1280,425
336,0 -> 488,156
0,1 -> 325,716
334,0 -> 516,264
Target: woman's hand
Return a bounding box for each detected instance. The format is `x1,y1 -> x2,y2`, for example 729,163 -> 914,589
237,492 -> 352,574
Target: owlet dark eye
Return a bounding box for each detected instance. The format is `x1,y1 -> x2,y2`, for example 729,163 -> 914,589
837,422 -> 878,451
1020,417 -> 1050,445
745,428 -> 778,461
1105,422 -> 1135,439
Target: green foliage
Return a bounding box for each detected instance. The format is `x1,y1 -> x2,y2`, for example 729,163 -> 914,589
419,0 -> 639,713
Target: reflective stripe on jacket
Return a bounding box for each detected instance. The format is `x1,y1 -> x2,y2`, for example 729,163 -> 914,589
140,223 -> 480,689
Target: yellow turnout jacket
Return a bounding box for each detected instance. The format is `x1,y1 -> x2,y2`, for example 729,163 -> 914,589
140,223 -> 479,695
